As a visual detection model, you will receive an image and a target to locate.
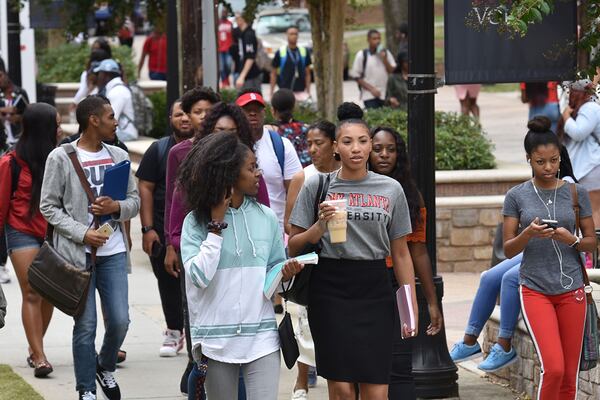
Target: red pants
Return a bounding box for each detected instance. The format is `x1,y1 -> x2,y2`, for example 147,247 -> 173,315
520,286 -> 586,400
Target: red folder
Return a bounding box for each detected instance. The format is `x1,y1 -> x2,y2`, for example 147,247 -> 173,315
396,285 -> 416,339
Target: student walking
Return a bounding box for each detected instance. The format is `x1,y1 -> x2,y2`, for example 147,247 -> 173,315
136,99 -> 192,356
283,120 -> 340,399
179,132 -> 302,400
289,119 -> 418,399
369,127 -> 442,398
40,95 -> 140,400
269,26 -> 312,101
0,103 -> 61,378
503,116 -> 596,400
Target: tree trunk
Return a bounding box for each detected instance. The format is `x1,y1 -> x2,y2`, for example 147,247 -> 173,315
382,0 -> 408,57
180,0 -> 203,90
307,0 -> 346,121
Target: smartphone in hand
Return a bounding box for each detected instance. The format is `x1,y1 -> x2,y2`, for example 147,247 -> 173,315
541,219 -> 558,230
96,222 -> 115,238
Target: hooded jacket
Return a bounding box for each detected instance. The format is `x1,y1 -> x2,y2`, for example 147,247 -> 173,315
181,197 -> 285,363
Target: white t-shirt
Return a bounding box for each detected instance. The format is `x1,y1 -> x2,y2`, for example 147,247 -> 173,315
255,127 -> 303,235
77,147 -> 126,256
105,77 -> 138,141
350,49 -> 396,102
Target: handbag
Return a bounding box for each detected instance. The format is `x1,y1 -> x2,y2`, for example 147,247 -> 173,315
281,173 -> 330,306
278,304 -> 300,369
570,184 -> 599,371
28,145 -> 99,318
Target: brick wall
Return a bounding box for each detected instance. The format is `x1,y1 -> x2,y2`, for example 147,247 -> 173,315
436,199 -> 503,273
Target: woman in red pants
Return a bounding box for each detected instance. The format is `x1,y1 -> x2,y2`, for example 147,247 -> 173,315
503,116 -> 597,400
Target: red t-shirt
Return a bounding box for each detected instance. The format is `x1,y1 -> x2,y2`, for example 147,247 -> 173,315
218,18 -> 233,53
0,151 -> 47,239
143,34 -> 168,74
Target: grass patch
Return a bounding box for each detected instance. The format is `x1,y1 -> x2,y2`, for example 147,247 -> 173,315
481,83 -> 520,93
0,365 -> 43,400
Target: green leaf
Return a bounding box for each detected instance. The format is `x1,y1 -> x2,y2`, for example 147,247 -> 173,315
531,8 -> 543,23
539,2 -> 551,15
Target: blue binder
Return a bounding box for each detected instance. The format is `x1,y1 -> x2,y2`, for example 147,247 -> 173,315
100,160 -> 130,223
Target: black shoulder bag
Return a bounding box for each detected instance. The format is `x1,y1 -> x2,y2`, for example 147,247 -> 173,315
28,145 -> 99,318
280,173 -> 330,307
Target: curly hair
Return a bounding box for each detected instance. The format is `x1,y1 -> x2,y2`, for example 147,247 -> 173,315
196,102 -> 255,149
178,132 -> 252,223
370,126 -> 422,229
180,86 -> 220,114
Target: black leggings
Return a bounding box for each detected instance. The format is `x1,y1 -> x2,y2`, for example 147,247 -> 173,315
150,244 -> 183,332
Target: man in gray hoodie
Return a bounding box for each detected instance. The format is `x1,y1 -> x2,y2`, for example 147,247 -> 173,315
40,95 -> 139,400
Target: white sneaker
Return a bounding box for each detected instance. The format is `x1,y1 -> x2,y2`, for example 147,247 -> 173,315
0,265 -> 10,284
159,329 -> 184,357
291,389 -> 308,400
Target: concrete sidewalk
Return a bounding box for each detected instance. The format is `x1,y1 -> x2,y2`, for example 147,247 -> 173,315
0,216 -> 516,399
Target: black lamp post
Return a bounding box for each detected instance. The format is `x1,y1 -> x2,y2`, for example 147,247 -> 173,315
408,0 -> 459,397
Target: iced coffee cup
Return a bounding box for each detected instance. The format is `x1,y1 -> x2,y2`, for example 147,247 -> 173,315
324,199 -> 347,243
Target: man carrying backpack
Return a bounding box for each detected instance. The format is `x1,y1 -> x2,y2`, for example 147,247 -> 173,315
136,99 -> 192,357
350,29 -> 396,109
95,59 -> 138,141
269,26 -> 312,101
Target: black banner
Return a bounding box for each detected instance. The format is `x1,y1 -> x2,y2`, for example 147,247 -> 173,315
444,0 -> 577,84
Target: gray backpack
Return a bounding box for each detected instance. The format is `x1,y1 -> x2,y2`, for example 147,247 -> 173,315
116,82 -> 154,136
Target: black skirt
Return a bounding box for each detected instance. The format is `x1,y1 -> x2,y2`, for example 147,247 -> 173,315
307,257 -> 395,384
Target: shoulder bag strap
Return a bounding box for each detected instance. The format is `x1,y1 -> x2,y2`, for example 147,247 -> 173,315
570,183 -> 593,304
63,144 -> 99,267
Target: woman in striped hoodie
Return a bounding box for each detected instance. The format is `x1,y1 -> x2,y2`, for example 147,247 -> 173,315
180,132 -> 302,400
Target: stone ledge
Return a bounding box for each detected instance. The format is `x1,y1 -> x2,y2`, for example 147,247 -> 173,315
436,195 -> 504,208
436,168 -> 530,184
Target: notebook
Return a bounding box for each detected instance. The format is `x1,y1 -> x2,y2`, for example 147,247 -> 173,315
396,284 -> 416,339
100,160 -> 130,223
263,252 -> 319,299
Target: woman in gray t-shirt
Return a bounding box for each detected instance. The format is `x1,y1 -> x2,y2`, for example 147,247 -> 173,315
502,117 -> 596,400
289,119 -> 417,398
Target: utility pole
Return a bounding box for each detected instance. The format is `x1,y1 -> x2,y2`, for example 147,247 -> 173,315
166,0 -> 180,108
407,0 -> 459,397
7,3 -> 21,86
180,0 -> 203,92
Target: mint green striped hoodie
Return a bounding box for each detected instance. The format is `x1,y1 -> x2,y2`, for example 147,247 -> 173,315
181,197 -> 285,363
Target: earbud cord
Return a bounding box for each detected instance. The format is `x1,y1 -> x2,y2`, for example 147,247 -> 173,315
531,179 -> 574,290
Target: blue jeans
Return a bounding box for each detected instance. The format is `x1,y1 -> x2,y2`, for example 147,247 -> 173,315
529,102 -> 560,134
73,252 -> 129,392
219,52 -> 232,83
149,71 -> 167,81
465,253 -> 523,340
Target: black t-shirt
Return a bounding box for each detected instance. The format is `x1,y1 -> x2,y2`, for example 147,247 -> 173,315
272,47 -> 312,92
60,133 -> 129,153
135,135 -> 176,237
236,27 -> 261,79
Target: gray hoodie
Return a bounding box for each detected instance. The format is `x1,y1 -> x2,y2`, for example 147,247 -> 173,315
40,141 -> 139,269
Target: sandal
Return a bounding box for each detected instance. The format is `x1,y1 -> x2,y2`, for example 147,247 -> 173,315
26,355 -> 35,368
34,360 -> 53,378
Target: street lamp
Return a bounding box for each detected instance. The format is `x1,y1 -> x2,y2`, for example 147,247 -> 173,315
407,0 -> 459,397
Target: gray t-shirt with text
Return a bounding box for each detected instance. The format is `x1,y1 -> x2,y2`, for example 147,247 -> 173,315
289,171 -> 412,260
503,181 -> 592,295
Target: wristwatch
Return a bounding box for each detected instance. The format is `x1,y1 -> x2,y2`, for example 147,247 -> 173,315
569,236 -> 581,248
141,225 -> 154,234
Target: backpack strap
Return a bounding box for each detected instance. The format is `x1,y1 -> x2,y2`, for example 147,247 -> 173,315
62,143 -> 100,267
156,136 -> 172,166
360,48 -> 369,79
269,130 -> 285,175
570,183 -> 593,304
9,154 -> 21,199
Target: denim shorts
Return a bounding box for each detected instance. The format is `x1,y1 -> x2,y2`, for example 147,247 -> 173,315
5,224 -> 43,255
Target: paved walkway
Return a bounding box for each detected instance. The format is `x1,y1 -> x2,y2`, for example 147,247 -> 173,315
0,216 -> 516,399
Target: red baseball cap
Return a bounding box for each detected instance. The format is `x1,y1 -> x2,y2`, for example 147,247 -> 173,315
235,92 -> 266,107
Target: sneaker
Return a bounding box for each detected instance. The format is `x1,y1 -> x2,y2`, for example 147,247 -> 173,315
449,340 -> 482,362
291,389 -> 308,400
159,329 -> 184,357
79,391 -> 96,400
0,264 -> 10,283
478,343 -> 517,372
307,366 -> 317,388
96,362 -> 121,400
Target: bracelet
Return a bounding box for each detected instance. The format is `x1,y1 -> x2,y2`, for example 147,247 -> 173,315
569,236 -> 581,248
207,220 -> 228,234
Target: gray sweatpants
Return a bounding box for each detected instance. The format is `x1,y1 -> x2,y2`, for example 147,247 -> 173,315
205,350 -> 280,400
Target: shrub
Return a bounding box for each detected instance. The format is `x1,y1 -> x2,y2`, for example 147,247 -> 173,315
364,107 -> 495,170
37,43 -> 136,83
148,91 -> 168,139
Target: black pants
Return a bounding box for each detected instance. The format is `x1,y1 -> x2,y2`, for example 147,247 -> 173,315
150,243 -> 184,332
